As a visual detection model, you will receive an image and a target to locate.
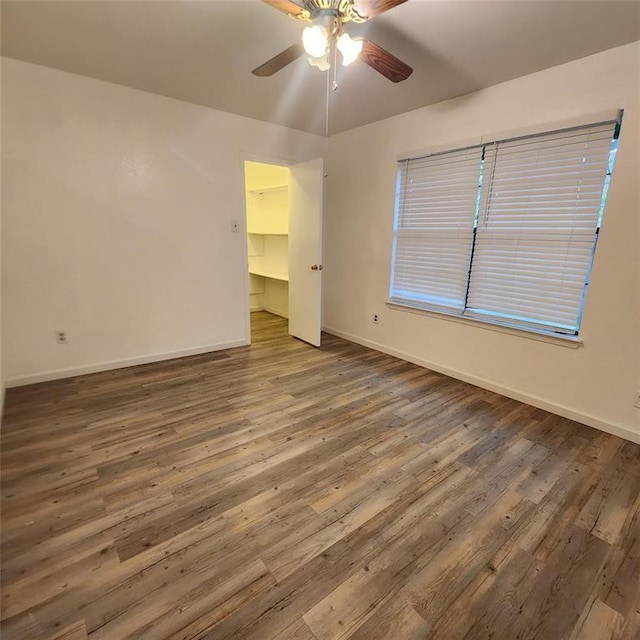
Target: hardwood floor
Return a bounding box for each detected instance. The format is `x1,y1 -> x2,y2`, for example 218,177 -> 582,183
1,311 -> 639,640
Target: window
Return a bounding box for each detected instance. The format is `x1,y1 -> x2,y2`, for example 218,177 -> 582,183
390,117 -> 621,337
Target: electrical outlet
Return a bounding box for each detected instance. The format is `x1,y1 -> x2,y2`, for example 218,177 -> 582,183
373,314 -> 379,324
634,391 -> 640,409
55,331 -> 67,344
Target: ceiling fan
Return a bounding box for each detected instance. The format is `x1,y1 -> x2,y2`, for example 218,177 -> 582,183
252,0 -> 413,83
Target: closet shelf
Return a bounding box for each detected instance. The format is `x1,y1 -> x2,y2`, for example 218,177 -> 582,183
247,231 -> 288,236
247,183 -> 288,195
249,268 -> 289,282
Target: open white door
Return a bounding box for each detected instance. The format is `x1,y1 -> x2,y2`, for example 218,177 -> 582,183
288,157 -> 324,347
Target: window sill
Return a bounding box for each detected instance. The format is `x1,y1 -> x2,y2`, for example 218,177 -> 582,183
386,302 -> 583,349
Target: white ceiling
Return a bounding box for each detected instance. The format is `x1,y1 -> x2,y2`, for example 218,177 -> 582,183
2,0 -> 639,135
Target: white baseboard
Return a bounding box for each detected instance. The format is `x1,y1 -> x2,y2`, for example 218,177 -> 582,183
323,325 -> 640,445
251,305 -> 289,319
4,339 -> 249,388
263,306 -> 288,319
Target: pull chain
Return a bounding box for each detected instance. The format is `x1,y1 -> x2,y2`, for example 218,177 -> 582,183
324,47 -> 330,140
325,38 -> 339,141
332,41 -> 338,92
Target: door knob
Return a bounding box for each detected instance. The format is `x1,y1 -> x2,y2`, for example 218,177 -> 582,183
311,264 -> 323,271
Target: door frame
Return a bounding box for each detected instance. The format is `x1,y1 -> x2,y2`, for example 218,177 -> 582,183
239,151 -> 301,346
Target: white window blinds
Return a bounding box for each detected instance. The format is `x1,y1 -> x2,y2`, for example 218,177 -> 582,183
390,117 -> 620,337
390,146 -> 482,312
467,122 -> 617,334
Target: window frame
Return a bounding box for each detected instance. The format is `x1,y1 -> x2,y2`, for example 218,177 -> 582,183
388,115 -> 622,340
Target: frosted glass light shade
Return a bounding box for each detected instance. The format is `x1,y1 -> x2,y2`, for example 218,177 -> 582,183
302,25 -> 329,58
308,54 -> 331,71
336,33 -> 363,66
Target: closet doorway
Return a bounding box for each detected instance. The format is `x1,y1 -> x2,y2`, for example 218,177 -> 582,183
244,158 -> 324,346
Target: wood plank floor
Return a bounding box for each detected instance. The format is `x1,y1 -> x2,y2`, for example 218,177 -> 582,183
1,311 -> 639,640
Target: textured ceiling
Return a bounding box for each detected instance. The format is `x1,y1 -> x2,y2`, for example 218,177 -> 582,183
2,0 -> 639,135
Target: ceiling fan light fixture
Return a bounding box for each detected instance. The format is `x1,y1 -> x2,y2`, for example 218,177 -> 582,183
253,0 -> 413,83
336,32 -> 363,66
302,25 -> 329,58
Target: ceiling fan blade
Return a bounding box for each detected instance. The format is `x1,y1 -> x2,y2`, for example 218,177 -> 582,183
252,43 -> 305,77
360,39 -> 413,83
352,0 -> 409,19
260,0 -> 308,19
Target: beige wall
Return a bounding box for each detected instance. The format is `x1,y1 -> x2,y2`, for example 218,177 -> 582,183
323,42 -> 640,442
3,45 -> 639,442
1,58 -> 323,385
